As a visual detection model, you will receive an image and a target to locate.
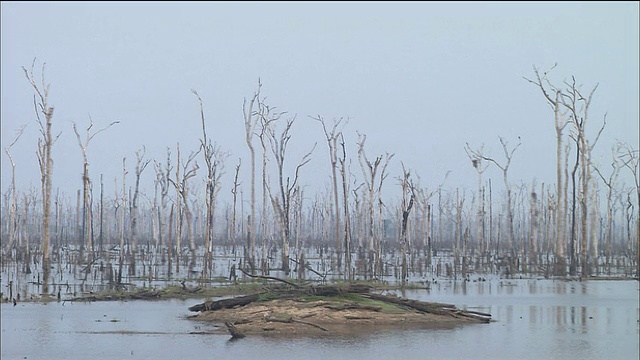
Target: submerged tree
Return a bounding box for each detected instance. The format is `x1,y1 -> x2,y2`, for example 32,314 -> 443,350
258,104 -> 278,273
170,143 -> 200,271
243,81 -> 261,273
465,143 -> 490,261
153,148 -> 173,260
339,133 -> 353,280
594,144 -> 622,274
398,163 -> 415,283
357,132 -> 394,278
266,116 -> 315,275
193,89 -> 227,276
130,147 -> 150,256
525,64 -> 570,276
72,117 -> 119,262
482,136 -> 521,273
23,59 -> 59,295
4,125 -> 26,254
562,76 -> 605,278
618,142 -> 639,277
313,115 -> 348,273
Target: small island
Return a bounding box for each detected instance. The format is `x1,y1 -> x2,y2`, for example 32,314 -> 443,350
188,282 -> 492,338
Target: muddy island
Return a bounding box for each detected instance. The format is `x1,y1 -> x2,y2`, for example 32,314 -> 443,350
188,282 -> 492,338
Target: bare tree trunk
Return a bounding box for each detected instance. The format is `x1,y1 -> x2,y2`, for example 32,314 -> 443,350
589,178 -> 599,275
569,140 -> 579,276
130,147 -> 150,276
529,181 -> 539,271
99,174 -> 104,254
595,145 -> 622,274
488,180 -> 493,260
314,116 -> 347,273
266,115 -> 315,275
465,144 -> 489,263
243,82 -> 261,273
339,135 -> 352,280
525,66 -> 569,276
73,119 -> 118,263
399,163 -> 415,283
618,143 -> 639,277
228,159 -> 240,251
170,143 -> 200,273
153,147 -> 172,266
23,60 -> 57,295
117,158 -> 127,285
167,203 -> 174,278
22,194 -> 32,274
193,90 -> 227,276
259,117 -> 273,274
454,189 -> 463,279
561,77 -> 604,278
357,132 -> 393,279
4,125 -> 26,254
482,136 -> 521,275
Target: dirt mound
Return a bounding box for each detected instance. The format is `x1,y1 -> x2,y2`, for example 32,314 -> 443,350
188,285 -> 491,337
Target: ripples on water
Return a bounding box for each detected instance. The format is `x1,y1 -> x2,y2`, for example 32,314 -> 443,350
1,280 -> 638,360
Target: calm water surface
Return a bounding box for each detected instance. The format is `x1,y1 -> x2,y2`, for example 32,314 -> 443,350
1,279 -> 638,360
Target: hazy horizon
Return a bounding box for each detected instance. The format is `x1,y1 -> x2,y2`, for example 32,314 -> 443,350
2,2 -> 638,207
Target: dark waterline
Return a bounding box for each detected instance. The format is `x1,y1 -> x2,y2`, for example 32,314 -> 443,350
1,279 -> 638,360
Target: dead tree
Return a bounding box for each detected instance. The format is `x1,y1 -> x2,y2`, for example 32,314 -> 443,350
130,147 -> 150,258
116,158 -> 127,284
618,142 -> 639,277
21,191 -> 35,274
243,81 -> 261,272
415,172 -> 448,268
398,163 -> 415,283
257,100 -> 282,272
482,136 -> 521,272
339,133 -> 353,280
170,143 -> 200,270
465,143 -> 490,262
72,118 -> 119,262
313,115 -> 348,272
4,125 -> 26,254
525,64 -> 571,276
454,189 -> 465,278
292,185 -> 305,281
266,116 -> 315,275
529,180 -> 540,270
153,148 -> 173,259
594,148 -> 621,274
357,132 -> 393,278
230,159 -> 241,249
193,90 -> 228,276
561,77 -> 605,278
23,59 -> 60,295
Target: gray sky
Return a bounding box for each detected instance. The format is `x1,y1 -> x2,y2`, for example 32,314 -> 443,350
2,1 -> 638,205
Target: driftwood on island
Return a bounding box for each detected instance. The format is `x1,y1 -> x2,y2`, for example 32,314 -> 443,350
188,282 -> 491,338
224,321 -> 246,339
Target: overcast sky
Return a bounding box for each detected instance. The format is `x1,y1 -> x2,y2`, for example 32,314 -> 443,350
1,1 -> 638,206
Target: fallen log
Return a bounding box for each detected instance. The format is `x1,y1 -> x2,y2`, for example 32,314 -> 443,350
266,316 -> 328,332
225,321 -> 246,339
188,284 -> 373,313
188,282 -> 491,326
238,268 -> 301,288
325,303 -> 382,312
363,293 -> 491,323
188,293 -> 260,312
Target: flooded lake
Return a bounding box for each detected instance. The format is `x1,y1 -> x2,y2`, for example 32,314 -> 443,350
1,279 -> 638,360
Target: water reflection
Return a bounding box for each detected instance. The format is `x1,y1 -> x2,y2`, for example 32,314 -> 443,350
1,280 -> 638,360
